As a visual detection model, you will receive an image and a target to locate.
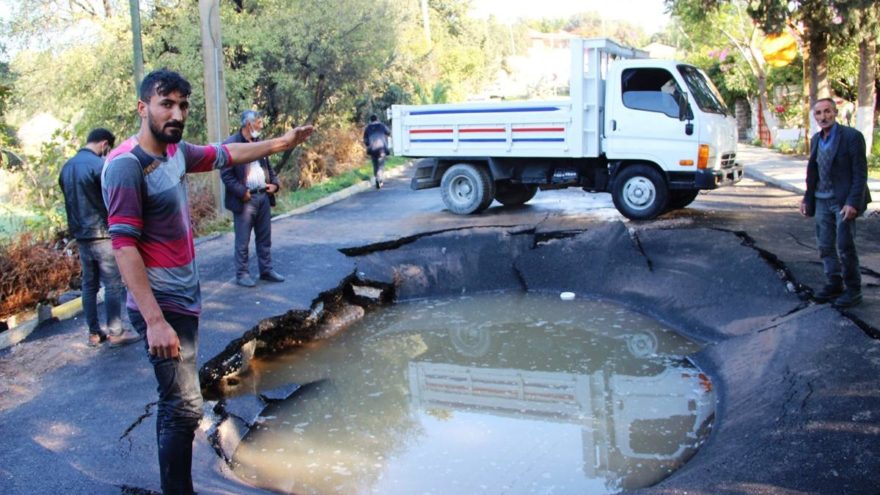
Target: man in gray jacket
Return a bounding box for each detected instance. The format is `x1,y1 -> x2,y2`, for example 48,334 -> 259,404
799,98 -> 872,308
59,128 -> 141,346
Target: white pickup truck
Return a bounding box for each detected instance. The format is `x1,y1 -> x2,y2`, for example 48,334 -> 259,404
391,38 -> 743,220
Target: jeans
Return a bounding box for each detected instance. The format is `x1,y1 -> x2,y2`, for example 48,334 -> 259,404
815,197 -> 861,290
233,191 -> 273,278
129,309 -> 203,495
77,239 -> 124,335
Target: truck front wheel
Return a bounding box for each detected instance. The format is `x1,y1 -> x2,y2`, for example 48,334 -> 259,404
666,189 -> 700,211
494,182 -> 538,206
440,164 -> 494,215
612,164 -> 668,220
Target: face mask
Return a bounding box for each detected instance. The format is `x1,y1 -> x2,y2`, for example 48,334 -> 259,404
251,129 -> 262,139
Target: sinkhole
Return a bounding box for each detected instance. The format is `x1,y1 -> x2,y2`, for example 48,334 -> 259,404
203,222 -> 816,494
220,292 -> 715,494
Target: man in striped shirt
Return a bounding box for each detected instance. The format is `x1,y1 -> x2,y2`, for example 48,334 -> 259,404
103,69 -> 312,494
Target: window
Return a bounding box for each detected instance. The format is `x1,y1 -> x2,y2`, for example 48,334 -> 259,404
621,68 -> 686,119
677,65 -> 729,116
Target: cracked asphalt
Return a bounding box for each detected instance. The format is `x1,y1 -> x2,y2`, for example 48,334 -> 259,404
0,155 -> 878,494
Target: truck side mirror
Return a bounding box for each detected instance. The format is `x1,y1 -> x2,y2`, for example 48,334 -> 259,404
678,91 -> 694,136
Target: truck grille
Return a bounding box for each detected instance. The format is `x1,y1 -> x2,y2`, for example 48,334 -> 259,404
721,153 -> 736,168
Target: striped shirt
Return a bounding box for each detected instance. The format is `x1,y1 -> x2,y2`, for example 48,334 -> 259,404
102,137 -> 231,316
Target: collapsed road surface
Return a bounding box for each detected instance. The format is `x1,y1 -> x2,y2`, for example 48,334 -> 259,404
0,156 -> 878,494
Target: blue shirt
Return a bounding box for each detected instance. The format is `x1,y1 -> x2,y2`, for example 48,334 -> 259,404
818,123 -> 838,152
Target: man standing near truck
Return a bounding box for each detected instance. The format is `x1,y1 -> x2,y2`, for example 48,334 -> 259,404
363,114 -> 391,189
799,97 -> 872,308
103,68 -> 313,494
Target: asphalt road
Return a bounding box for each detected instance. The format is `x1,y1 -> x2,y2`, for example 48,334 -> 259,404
0,165 -> 878,494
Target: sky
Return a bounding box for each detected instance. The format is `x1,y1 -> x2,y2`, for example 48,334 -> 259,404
470,0 -> 671,35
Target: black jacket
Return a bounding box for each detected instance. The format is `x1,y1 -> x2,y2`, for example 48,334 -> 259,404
803,124 -> 872,217
58,148 -> 110,240
363,121 -> 390,156
221,130 -> 280,214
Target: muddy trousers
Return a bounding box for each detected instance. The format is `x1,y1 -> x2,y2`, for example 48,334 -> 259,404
130,309 -> 204,495
815,198 -> 861,290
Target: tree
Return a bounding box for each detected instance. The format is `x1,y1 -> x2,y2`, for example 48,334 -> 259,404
666,0 -> 780,145
833,0 -> 879,154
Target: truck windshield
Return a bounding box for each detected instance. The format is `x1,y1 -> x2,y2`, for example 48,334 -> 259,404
677,65 -> 728,116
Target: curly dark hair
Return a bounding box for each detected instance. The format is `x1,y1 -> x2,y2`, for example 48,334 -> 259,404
139,69 -> 192,103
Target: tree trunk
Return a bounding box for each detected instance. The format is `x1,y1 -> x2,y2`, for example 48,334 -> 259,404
856,36 -> 877,156
808,31 -> 829,103
755,73 -> 776,146
801,30 -> 812,153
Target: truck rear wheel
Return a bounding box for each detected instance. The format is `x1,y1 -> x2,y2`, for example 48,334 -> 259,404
440,163 -> 494,215
494,183 -> 538,206
612,164 -> 668,220
666,189 -> 700,211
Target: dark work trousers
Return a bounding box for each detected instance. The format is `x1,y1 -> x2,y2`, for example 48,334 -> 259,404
129,309 -> 203,495
369,150 -> 386,183
233,191 -> 273,279
815,197 -> 861,290
77,238 -> 125,335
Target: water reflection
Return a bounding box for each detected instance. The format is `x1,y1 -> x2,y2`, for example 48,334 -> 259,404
231,292 -> 715,494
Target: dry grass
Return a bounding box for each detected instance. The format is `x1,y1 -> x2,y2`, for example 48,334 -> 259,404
0,233 -> 79,321
295,126 -> 367,189
187,180 -> 226,237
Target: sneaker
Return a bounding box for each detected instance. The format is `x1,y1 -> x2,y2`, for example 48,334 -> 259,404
88,331 -> 107,347
813,279 -> 843,303
260,270 -> 285,283
374,177 -> 381,189
107,328 -> 143,348
832,289 -> 862,308
236,275 -> 257,288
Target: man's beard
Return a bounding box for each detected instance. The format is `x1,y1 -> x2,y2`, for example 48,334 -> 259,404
148,112 -> 185,144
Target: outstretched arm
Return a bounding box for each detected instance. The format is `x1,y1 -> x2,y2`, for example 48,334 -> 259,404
225,125 -> 314,166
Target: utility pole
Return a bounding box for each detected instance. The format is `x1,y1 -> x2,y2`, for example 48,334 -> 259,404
198,0 -> 229,216
129,0 -> 144,95
420,0 -> 431,46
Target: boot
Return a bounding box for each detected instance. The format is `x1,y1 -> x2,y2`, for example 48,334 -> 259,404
813,277 -> 843,303
832,288 -> 862,308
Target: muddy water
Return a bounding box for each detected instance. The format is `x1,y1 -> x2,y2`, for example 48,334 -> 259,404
230,292 -> 715,494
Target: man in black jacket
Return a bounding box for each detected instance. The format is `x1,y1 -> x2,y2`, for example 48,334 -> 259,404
221,110 -> 284,287
363,114 -> 391,189
59,128 -> 141,346
799,98 -> 872,308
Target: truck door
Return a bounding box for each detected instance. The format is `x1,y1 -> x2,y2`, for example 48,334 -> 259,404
604,67 -> 697,168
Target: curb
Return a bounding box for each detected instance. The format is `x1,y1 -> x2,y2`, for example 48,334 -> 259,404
0,164 -> 410,351
0,290 -> 102,350
744,167 -> 805,195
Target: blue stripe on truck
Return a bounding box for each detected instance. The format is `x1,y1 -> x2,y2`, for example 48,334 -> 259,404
409,106 -> 561,116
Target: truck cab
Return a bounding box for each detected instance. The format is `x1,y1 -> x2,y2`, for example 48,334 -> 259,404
395,38 -> 743,220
